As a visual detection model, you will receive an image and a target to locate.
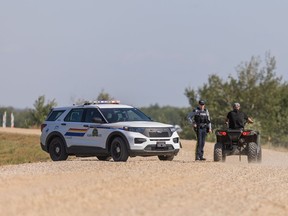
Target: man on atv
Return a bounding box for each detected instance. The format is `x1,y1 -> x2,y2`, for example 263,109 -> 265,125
226,103 -> 253,129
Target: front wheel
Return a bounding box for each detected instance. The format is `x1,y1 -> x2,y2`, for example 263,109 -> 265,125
158,155 -> 174,161
110,137 -> 129,162
49,137 -> 68,161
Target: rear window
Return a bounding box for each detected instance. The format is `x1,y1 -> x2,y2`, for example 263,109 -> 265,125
46,110 -> 65,121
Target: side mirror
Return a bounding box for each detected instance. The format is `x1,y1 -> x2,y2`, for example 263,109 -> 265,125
92,117 -> 103,123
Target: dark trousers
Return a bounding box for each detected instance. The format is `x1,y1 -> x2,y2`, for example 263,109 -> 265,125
195,128 -> 207,159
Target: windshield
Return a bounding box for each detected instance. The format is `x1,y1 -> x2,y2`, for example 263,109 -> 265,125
99,108 -> 152,123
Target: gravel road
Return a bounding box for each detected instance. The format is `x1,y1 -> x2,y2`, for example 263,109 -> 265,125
0,128 -> 288,216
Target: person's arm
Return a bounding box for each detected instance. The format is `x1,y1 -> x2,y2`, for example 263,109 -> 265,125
206,109 -> 212,132
243,112 -> 253,124
225,112 -> 230,126
187,110 -> 197,127
225,118 -> 229,126
247,117 -> 254,124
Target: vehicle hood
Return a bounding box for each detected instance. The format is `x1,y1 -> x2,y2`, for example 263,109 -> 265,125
107,121 -> 174,128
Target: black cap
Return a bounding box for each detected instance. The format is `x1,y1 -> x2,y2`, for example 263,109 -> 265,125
199,100 -> 205,105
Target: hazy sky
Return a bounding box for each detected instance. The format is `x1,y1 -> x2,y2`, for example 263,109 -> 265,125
1,1 -> 287,109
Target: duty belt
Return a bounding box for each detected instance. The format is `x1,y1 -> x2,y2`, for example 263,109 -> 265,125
197,124 -> 207,129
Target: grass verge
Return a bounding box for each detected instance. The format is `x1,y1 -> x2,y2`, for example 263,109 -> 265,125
0,132 -> 50,166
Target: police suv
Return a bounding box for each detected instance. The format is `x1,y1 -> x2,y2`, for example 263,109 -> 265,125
40,101 -> 181,162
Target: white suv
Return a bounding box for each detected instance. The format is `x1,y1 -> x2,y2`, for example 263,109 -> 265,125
40,101 -> 181,162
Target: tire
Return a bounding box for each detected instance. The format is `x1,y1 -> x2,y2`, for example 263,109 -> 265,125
97,156 -> 112,161
257,145 -> 262,163
214,142 -> 223,162
110,137 -> 129,162
158,155 -> 174,161
49,137 -> 68,161
256,134 -> 262,163
247,142 -> 257,163
222,154 -> 226,162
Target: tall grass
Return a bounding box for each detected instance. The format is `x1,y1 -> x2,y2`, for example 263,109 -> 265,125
0,132 -> 50,166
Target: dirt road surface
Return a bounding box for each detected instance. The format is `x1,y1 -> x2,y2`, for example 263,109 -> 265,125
0,128 -> 288,216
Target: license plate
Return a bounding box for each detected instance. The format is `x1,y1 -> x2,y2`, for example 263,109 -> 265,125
156,142 -> 166,148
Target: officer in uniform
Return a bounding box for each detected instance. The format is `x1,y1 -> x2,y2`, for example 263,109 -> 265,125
187,100 -> 212,161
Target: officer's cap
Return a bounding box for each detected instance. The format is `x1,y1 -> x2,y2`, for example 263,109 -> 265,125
199,100 -> 205,105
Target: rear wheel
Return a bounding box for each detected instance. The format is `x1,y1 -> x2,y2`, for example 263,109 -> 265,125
110,137 -> 129,162
257,145 -> 262,163
222,154 -> 226,162
247,142 -> 257,163
214,142 -> 223,162
49,137 -> 68,161
158,155 -> 174,161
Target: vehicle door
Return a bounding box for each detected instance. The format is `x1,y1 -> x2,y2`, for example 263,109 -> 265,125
81,108 -> 107,148
61,108 -> 86,147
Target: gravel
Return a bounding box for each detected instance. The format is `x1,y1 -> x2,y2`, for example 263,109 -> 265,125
0,129 -> 288,216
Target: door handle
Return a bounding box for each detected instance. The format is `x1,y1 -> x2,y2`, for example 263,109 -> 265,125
61,123 -> 66,126
83,124 -> 89,127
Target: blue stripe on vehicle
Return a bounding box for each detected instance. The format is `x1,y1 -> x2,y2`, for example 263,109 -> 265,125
95,126 -> 112,129
65,132 -> 86,137
95,126 -> 124,130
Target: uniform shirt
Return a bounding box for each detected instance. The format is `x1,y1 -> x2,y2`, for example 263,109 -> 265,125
227,109 -> 248,129
187,107 -> 212,130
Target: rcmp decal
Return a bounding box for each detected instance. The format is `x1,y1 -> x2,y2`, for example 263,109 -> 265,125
65,128 -> 88,137
87,128 -> 102,137
92,128 -> 98,136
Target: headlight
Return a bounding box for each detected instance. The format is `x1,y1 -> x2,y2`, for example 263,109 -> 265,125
123,127 -> 146,135
170,127 -> 178,133
170,125 -> 182,133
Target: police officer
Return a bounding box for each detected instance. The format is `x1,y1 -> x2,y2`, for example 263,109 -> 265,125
187,100 -> 212,161
226,102 -> 253,129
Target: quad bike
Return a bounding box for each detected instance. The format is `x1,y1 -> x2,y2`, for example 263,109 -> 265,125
214,128 -> 262,163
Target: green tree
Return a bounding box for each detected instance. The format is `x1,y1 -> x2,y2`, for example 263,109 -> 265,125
27,95 -> 57,128
97,89 -> 114,101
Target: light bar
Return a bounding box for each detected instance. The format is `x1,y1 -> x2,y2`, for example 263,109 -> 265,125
84,100 -> 120,105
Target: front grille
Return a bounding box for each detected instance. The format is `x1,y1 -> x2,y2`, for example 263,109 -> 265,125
149,131 -> 169,137
150,139 -> 170,141
144,128 -> 171,138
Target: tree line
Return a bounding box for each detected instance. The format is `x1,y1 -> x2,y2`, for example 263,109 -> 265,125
184,53 -> 288,147
1,53 -> 287,147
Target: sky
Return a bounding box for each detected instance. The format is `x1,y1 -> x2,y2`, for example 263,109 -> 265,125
1,0 -> 288,109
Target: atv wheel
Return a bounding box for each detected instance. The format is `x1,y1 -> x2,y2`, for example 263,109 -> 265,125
247,142 -> 257,163
158,155 -> 174,161
214,142 -> 223,162
110,137 -> 129,162
257,145 -> 262,163
222,154 -> 226,162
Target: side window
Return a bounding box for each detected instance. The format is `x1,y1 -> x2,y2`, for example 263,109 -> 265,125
84,108 -> 103,122
46,110 -> 65,121
64,109 -> 84,122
